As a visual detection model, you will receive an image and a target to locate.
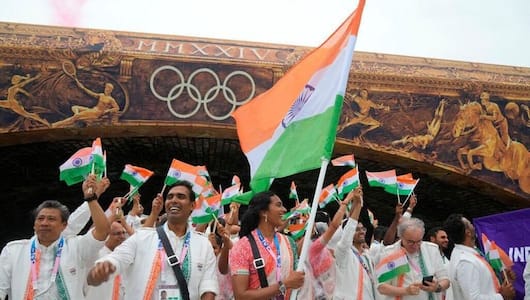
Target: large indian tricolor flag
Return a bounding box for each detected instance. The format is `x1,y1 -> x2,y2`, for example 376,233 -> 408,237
233,0 -> 366,191
59,147 -> 92,186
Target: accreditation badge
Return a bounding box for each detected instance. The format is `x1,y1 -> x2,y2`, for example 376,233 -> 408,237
158,286 -> 181,300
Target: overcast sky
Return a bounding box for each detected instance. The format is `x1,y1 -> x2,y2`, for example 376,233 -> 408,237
1,0 -> 530,67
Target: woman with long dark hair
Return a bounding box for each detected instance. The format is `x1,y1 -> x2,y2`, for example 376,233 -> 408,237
229,191 -> 304,299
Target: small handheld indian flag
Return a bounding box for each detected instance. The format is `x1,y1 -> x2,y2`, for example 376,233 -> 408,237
319,183 -> 339,208
196,165 -> 211,182
331,154 -> 356,167
221,183 -> 241,205
287,223 -> 307,240
120,164 -> 154,188
384,174 -> 419,196
336,166 -> 360,197
481,233 -> 513,271
289,181 -> 299,202
59,147 -> 92,186
191,194 -> 221,224
231,175 -> 241,186
366,169 -> 397,188
164,159 -> 208,197
282,199 -> 311,220
91,137 -> 105,176
375,248 -> 410,283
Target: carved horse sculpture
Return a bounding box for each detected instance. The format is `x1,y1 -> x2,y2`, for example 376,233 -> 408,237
452,101 -> 530,193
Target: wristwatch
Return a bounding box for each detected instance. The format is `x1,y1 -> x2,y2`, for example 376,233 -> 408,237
278,281 -> 287,295
435,283 -> 443,293
84,193 -> 98,202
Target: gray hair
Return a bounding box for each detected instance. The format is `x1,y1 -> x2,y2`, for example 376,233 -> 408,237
34,200 -> 70,223
397,217 -> 425,238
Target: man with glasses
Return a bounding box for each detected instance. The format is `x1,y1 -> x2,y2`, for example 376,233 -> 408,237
443,214 -> 515,300
86,221 -> 129,300
377,218 -> 450,300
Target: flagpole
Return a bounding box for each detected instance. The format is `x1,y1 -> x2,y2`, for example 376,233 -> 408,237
290,158 -> 329,300
103,150 -> 107,178
123,185 -> 140,201
396,184 -> 401,204
160,184 -> 167,195
401,179 -> 420,207
401,191 -> 413,207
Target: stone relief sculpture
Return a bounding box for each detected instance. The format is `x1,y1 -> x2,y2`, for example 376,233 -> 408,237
392,99 -> 446,150
0,73 -> 50,130
522,104 -> 530,128
337,88 -> 390,138
479,92 -> 510,146
51,62 -> 120,128
452,100 -> 529,193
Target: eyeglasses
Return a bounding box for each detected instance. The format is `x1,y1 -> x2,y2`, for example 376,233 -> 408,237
403,239 -> 422,246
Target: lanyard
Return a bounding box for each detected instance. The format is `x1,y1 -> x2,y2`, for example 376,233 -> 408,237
157,231 -> 191,275
407,249 -> 435,300
352,247 -> 376,299
352,247 -> 373,280
256,229 -> 282,282
30,236 -> 64,290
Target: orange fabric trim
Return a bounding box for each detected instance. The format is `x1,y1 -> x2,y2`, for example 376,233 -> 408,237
395,274 -> 405,300
24,248 -> 40,300
143,250 -> 162,300
474,253 -> 501,291
357,262 -> 364,300
112,275 -> 121,300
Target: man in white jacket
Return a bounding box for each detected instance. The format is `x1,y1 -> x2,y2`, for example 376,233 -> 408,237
0,174 -> 110,300
334,187 -> 378,300
87,181 -> 219,300
443,213 -> 515,300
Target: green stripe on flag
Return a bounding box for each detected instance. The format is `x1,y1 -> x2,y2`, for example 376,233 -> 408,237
378,263 -> 410,283
252,96 -> 343,186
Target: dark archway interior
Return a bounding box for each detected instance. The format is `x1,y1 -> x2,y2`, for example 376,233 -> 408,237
0,135 -> 516,248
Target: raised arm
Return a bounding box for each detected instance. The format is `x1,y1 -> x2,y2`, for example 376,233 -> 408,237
383,203 -> 403,246
320,191 -> 351,244
142,193 -> 163,228
216,222 -> 233,275
83,174 -> 111,241
75,78 -> 99,98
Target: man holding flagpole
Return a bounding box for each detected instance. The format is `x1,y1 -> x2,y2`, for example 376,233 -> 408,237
443,214 -> 515,300
376,217 -> 450,300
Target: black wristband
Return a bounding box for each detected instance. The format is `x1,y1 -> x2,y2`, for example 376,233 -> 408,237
84,193 -> 98,202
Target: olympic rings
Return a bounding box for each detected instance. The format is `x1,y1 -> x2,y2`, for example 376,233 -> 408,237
149,65 -> 256,120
